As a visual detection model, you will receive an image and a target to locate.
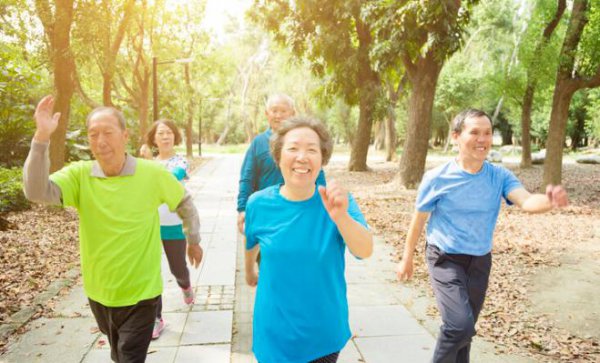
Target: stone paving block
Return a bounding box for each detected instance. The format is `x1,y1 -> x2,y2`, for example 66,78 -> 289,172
350,305 -> 430,337
146,347 -> 178,363
149,313 -> 187,348
199,251 -> 236,286
338,339 -> 363,363
355,335 -> 435,363
230,351 -> 258,363
2,318 -> 98,363
82,347 -> 112,363
347,283 -> 401,306
175,343 -> 230,363
180,311 -> 232,345
52,284 -> 93,318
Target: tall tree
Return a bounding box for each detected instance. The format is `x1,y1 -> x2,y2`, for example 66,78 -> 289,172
544,0 -> 600,185
35,0 -> 76,172
520,0 -> 566,168
77,0 -> 136,106
249,0 -> 382,171
372,0 -> 478,188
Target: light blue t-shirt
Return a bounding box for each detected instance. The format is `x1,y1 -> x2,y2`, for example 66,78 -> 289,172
417,160 -> 522,256
245,185 -> 367,363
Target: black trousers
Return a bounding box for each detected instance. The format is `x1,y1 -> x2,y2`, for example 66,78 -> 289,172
89,296 -> 158,363
157,238 -> 191,318
310,351 -> 340,363
426,243 -> 492,363
260,351 -> 339,363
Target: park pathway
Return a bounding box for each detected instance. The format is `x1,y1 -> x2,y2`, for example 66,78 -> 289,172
1,154 -> 528,363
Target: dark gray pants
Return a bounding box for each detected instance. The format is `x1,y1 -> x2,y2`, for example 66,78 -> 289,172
426,243 -> 492,363
157,238 -> 191,319
89,296 -> 158,363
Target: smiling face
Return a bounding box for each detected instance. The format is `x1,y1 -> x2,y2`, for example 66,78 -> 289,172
87,112 -> 128,165
453,115 -> 493,164
154,122 -> 175,153
278,127 -> 322,190
265,98 -> 295,131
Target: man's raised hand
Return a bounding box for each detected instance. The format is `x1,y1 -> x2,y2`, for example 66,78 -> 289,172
33,95 -> 61,142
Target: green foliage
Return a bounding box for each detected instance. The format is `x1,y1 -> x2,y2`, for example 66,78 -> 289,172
0,44 -> 43,167
0,167 -> 30,214
577,0 -> 600,76
370,0 -> 479,72
586,88 -> 600,141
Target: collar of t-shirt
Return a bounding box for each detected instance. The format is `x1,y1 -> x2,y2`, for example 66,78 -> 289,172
90,154 -> 137,178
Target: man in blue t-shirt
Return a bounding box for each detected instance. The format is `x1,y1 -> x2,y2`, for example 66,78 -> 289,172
396,109 -> 568,363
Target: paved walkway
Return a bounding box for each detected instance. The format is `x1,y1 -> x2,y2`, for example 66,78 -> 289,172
1,154 -> 524,363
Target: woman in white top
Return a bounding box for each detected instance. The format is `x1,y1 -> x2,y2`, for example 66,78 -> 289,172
141,119 -> 196,339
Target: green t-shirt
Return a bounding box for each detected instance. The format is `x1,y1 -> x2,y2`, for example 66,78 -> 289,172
50,158 -> 184,307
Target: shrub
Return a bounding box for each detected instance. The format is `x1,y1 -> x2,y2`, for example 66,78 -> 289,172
0,167 -> 30,214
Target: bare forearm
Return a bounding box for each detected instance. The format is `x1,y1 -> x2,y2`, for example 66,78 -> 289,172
245,246 -> 259,272
176,191 -> 201,244
402,212 -> 428,260
23,140 -> 62,204
336,214 -> 373,259
521,194 -> 552,213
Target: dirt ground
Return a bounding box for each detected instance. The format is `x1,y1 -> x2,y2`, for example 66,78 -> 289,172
325,155 -> 600,362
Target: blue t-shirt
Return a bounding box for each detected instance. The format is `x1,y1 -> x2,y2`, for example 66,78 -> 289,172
417,160 -> 522,256
236,128 -> 326,212
245,185 -> 367,363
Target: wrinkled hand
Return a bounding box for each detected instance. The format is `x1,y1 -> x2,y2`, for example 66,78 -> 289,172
34,95 -> 61,142
139,144 -> 153,159
187,243 -> 203,268
245,268 -> 258,287
545,184 -> 569,208
237,212 -> 245,235
396,258 -> 414,282
318,180 -> 349,223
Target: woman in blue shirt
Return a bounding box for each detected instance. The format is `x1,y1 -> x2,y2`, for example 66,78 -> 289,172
244,116 -> 373,363
396,109 -> 568,363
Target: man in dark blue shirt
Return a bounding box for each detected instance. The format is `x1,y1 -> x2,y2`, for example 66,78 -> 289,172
237,94 -> 325,234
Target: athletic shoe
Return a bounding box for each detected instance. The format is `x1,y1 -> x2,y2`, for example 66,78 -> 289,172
182,286 -> 195,305
152,318 -> 165,339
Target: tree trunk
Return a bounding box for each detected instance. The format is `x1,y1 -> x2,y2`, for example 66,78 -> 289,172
543,0 -> 594,186
399,55 -> 442,188
35,0 -> 76,172
184,63 -> 193,158
101,0 -> 136,107
520,83 -> 534,167
544,82 -> 577,185
374,121 -> 385,150
348,17 -> 380,171
384,113 -> 397,161
217,97 -> 233,146
520,0 -> 566,168
570,112 -> 585,151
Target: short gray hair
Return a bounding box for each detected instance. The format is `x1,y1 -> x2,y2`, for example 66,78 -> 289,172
451,109 -> 492,133
270,116 -> 333,166
265,93 -> 295,111
86,107 -> 127,130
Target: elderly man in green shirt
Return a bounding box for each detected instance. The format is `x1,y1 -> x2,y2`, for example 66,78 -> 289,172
23,95 -> 203,363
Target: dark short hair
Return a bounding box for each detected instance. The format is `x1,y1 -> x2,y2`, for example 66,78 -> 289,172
451,109 -> 492,133
270,116 -> 333,166
86,107 -> 127,130
145,119 -> 182,147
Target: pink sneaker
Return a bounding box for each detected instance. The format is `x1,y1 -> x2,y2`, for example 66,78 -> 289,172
152,318 -> 165,339
182,286 -> 195,305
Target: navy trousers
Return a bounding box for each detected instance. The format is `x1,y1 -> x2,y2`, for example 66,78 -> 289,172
426,243 -> 492,363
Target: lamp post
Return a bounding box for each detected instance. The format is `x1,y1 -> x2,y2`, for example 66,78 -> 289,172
152,56 -> 193,122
